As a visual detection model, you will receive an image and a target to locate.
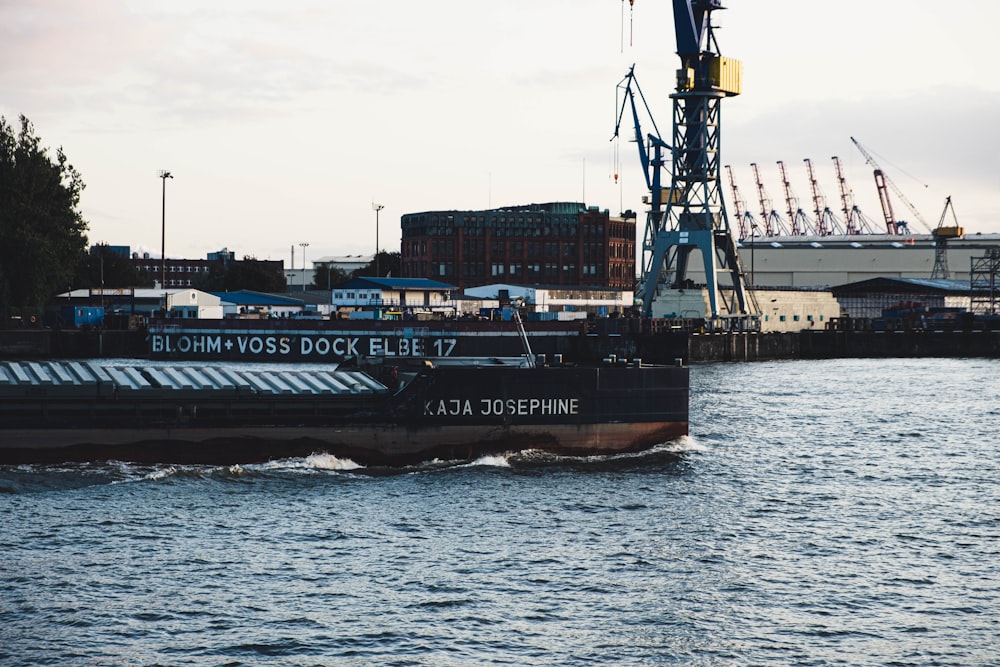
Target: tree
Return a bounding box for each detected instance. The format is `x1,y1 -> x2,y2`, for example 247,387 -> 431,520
0,115 -> 88,310
315,265 -> 351,290
354,251 -> 401,279
226,257 -> 287,292
193,256 -> 286,292
73,244 -> 152,289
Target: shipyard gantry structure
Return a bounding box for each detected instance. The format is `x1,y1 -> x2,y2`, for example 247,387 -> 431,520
615,0 -> 756,329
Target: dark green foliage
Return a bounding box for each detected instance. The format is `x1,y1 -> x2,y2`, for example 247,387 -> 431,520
194,256 -> 287,292
353,251 -> 401,278
74,244 -> 152,289
314,265 -> 351,290
0,115 -> 88,309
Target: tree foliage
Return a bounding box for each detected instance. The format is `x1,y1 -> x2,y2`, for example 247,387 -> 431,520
73,244 -> 152,289
313,265 -> 351,290
353,251 -> 401,279
0,115 -> 89,308
193,256 -> 287,292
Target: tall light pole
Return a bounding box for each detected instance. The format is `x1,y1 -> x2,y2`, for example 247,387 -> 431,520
299,242 -> 310,292
158,170 -> 173,288
372,202 -> 384,277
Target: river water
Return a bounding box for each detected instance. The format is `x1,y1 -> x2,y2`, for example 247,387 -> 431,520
1,358 -> 998,666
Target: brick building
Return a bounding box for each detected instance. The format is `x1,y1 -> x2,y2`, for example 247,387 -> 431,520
400,202 -> 636,290
128,248 -> 282,289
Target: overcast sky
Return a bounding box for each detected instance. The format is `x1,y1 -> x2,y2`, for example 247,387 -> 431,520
3,0 -> 998,267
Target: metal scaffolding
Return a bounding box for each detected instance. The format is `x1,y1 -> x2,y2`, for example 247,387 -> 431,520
969,249 -> 1000,316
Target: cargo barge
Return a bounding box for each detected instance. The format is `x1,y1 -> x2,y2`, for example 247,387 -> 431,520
0,357 -> 689,466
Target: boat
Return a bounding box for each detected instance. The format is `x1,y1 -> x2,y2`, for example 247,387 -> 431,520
0,356 -> 689,466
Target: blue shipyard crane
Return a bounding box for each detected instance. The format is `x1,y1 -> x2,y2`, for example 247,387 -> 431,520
621,0 -> 754,325
613,65 -> 671,232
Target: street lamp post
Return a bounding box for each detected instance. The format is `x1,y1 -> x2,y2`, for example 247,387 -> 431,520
158,170 -> 173,288
372,202 -> 384,277
299,242 -> 310,292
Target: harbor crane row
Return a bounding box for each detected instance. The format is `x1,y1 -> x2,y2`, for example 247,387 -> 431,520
804,158 -> 842,235
750,162 -> 789,237
617,0 -> 755,327
832,156 -> 874,235
724,164 -> 755,240
777,160 -> 813,236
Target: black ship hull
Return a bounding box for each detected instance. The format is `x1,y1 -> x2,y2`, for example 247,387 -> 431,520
147,318 -> 593,362
0,359 -> 688,466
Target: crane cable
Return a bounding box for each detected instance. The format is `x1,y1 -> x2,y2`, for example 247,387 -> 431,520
611,136 -> 621,185
621,0 -> 635,53
630,0 -> 635,47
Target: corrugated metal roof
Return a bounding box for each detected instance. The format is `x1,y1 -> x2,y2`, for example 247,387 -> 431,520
831,277 -> 972,294
894,278 -> 972,292
210,290 -> 305,306
0,361 -> 386,396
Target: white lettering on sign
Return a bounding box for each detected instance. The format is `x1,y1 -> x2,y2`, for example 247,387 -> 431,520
152,334 -> 456,358
432,338 -> 456,356
423,397 -> 579,417
151,334 -> 223,354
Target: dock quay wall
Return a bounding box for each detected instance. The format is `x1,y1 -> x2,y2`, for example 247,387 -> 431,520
0,330 -> 147,359
682,329 -> 1000,362
1,328 -> 998,363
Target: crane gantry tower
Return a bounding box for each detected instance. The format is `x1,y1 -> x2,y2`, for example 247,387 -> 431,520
724,164 -> 755,240
750,162 -> 788,236
777,160 -> 812,236
631,0 -> 755,327
804,158 -> 841,235
850,137 -> 933,234
832,156 -> 878,235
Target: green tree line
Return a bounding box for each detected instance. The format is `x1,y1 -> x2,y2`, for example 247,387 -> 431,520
0,115 -> 88,312
1,115 -> 401,326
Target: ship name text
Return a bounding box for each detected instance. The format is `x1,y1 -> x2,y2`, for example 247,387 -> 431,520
424,397 -> 579,417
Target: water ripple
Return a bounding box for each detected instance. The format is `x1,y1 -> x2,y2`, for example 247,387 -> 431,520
1,358 -> 998,665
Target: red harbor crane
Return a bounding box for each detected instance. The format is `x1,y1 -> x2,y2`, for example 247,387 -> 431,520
804,158 -> 842,235
850,137 -> 933,235
777,160 -> 813,236
750,162 -> 789,236
725,164 -> 756,241
832,156 -> 878,235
